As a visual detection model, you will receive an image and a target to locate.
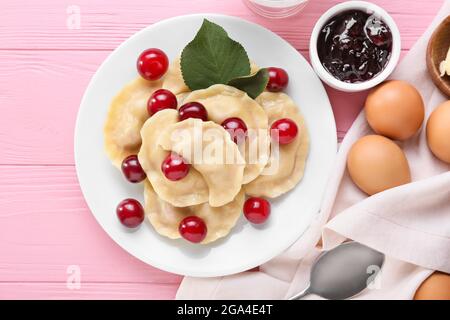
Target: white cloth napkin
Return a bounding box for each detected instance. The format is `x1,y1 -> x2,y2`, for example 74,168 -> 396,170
176,1 -> 450,300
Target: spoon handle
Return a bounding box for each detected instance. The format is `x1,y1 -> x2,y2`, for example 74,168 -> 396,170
288,283 -> 311,300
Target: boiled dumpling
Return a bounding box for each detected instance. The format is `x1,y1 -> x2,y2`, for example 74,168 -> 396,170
138,109 -> 209,207
183,84 -> 270,184
157,117 -> 245,207
162,57 -> 190,95
104,77 -> 161,167
144,181 -> 245,244
139,109 -> 244,207
244,92 -> 309,198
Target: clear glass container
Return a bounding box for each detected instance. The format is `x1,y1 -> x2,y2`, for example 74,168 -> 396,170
243,0 -> 310,19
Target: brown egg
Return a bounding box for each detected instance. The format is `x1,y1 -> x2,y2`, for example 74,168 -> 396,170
347,135 -> 411,195
365,80 -> 425,140
414,272 -> 450,300
426,101 -> 450,164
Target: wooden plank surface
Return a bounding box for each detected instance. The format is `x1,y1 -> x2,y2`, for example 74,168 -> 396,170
0,0 -> 441,50
0,166 -> 182,283
0,0 -> 443,299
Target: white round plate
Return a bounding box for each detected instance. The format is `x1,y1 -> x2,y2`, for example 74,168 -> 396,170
75,14 -> 337,277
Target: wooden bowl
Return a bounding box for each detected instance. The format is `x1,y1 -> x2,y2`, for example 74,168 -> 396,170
427,15 -> 450,97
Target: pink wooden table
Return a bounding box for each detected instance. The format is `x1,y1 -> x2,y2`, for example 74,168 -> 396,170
0,0 -> 443,299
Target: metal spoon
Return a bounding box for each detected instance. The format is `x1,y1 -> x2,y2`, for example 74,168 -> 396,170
289,241 -> 385,300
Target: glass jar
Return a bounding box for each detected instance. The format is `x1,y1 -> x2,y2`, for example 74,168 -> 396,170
243,0 -> 310,19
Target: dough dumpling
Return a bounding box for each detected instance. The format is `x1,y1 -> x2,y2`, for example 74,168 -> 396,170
183,85 -> 270,184
144,181 -> 245,244
138,110 -> 209,207
245,92 -> 309,198
157,118 -> 245,207
162,57 -> 190,95
176,92 -> 190,106
104,77 -> 161,167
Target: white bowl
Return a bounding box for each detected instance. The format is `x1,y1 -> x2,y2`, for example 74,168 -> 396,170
309,1 -> 401,92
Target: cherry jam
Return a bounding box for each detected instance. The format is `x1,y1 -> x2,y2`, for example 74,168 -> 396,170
317,10 -> 392,83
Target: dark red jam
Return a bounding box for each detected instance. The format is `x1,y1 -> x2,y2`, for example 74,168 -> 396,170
317,10 -> 392,83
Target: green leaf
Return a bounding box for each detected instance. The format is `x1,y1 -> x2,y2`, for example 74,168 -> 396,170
181,19 -> 251,91
227,68 -> 269,99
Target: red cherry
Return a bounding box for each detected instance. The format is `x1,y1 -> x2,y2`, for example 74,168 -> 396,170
243,197 -> 271,224
137,48 -> 169,81
221,117 -> 248,143
267,67 -> 289,92
116,198 -> 145,228
147,89 -> 177,116
179,216 -> 207,243
161,153 -> 190,181
121,155 -> 146,183
179,102 -> 208,121
271,118 -> 298,145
